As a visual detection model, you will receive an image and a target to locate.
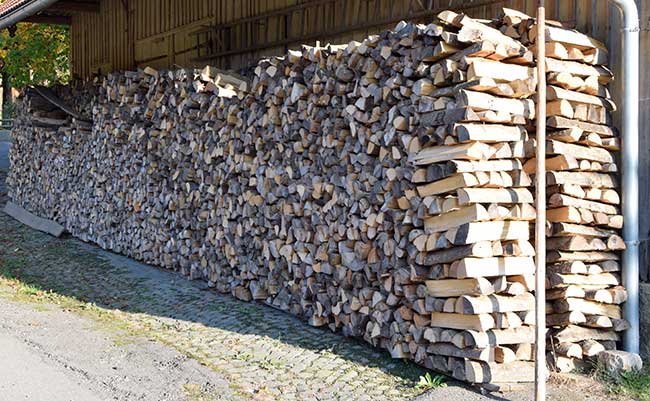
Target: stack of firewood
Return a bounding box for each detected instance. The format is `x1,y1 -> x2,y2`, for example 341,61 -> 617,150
7,8 -> 627,386
382,10 -> 542,385
7,84 -> 93,224
498,10 -> 628,371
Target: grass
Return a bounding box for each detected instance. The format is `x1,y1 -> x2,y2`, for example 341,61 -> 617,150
182,383 -> 224,401
0,256 -> 64,303
603,368 -> 650,401
587,359 -> 650,401
257,357 -> 284,371
0,255 -> 87,307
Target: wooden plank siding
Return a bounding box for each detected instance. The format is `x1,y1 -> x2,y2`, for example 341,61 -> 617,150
69,0 -> 618,78
67,0 -> 650,279
637,0 -> 650,281
70,0 -> 132,77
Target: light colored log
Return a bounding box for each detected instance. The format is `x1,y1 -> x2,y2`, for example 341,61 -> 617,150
411,142 -> 493,166
554,325 -> 620,343
457,187 -> 533,204
553,298 -> 621,319
456,293 -> 535,314
451,256 -> 536,278
464,360 -> 535,383
430,312 -> 495,331
424,204 -> 490,233
426,277 -> 494,297
445,221 -> 530,245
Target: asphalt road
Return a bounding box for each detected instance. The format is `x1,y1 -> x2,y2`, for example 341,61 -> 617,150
0,295 -> 231,401
0,335 -> 103,401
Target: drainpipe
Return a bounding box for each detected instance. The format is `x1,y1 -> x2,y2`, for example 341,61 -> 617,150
608,0 -> 640,355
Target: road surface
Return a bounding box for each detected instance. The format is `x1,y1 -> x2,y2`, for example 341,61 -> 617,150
0,296 -> 232,401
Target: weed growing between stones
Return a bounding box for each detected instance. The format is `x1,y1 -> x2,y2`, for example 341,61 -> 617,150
415,372 -> 447,392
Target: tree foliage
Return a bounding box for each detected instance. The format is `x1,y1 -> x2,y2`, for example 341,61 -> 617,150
0,23 -> 70,87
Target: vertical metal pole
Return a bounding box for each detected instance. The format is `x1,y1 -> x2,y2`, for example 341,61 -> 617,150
609,0 -> 640,356
535,2 -> 547,401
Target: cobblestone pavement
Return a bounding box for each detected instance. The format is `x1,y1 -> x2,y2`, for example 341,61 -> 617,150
0,170 -> 430,401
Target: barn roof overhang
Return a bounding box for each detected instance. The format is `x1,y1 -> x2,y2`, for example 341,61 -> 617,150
0,0 -> 100,29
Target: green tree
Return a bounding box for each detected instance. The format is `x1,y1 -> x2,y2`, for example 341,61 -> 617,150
0,23 -> 70,87
0,23 -> 70,118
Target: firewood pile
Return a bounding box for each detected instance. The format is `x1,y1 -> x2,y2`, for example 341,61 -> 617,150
7,84 -> 94,223
498,9 -> 628,372
6,7 -> 627,387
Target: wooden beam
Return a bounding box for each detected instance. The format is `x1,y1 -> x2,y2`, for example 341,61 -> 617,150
23,15 -> 71,25
32,85 -> 87,121
47,1 -> 100,13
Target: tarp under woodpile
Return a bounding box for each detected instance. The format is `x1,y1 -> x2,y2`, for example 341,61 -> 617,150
6,8 -> 626,388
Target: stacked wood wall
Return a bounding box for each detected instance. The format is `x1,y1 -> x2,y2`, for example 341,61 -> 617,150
14,14 -> 550,385
12,7 -> 635,382
69,0 -> 650,281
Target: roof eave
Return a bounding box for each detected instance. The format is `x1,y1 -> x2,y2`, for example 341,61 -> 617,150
0,0 -> 61,30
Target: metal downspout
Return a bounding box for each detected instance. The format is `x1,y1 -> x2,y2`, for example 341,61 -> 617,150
608,0 -> 640,354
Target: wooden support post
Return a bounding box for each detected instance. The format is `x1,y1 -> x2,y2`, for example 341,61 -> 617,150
535,2 -> 547,401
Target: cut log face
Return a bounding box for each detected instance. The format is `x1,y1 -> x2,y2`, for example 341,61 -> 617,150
7,6 -> 625,386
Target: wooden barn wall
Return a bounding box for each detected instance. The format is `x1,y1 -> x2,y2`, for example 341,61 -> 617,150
70,0 -> 617,77
636,0 -> 650,281
70,0 -> 132,77
68,0 -> 650,279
